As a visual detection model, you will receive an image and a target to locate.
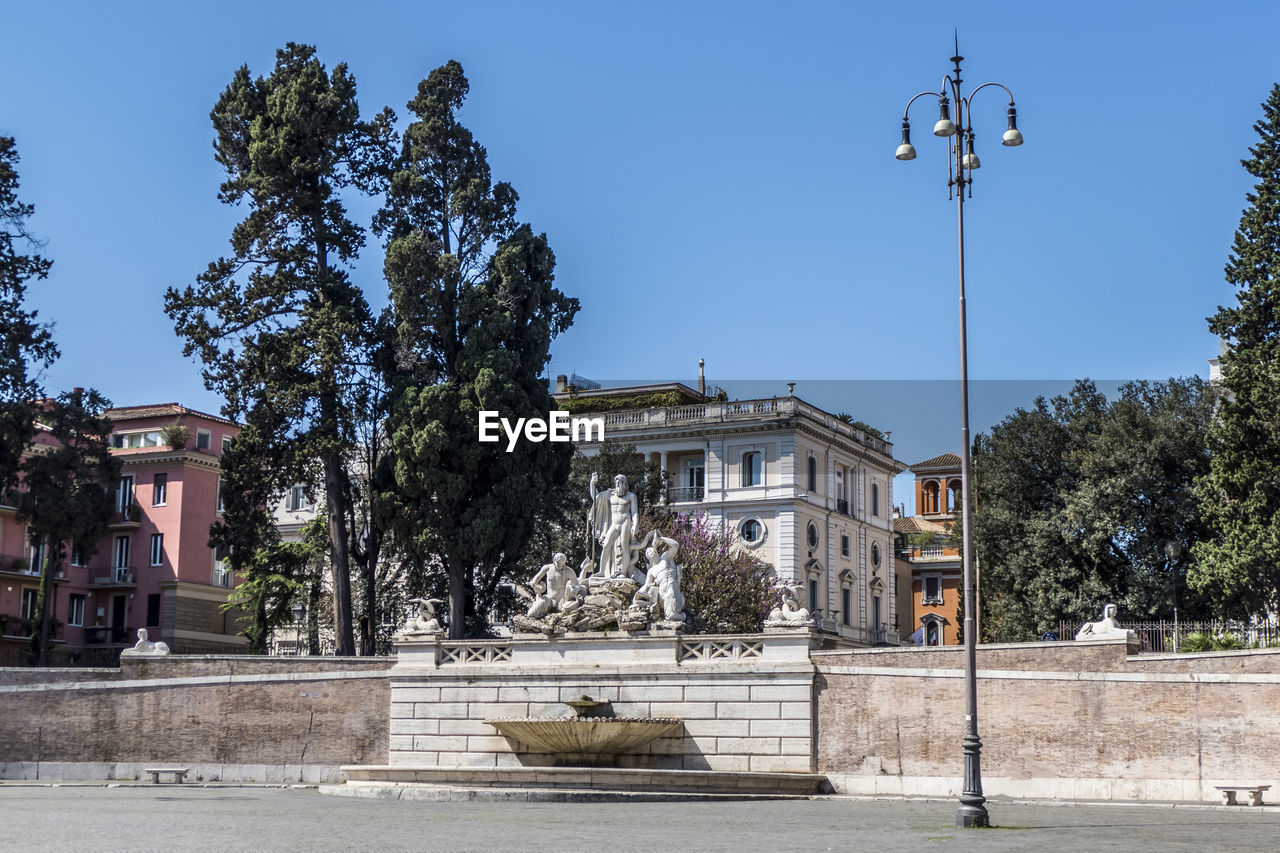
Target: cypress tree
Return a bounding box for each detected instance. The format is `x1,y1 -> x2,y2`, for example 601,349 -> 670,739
1191,84 -> 1280,618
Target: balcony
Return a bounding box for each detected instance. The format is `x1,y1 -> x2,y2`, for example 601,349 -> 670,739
92,567 -> 137,587
667,486 -> 705,504
85,625 -> 131,645
108,502 -> 143,529
836,498 -> 849,515
0,560 -> 67,583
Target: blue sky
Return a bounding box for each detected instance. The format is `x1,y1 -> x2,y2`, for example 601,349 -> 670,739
3,1 -> 1274,500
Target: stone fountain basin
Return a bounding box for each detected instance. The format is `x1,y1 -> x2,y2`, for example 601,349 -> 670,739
485,717 -> 682,755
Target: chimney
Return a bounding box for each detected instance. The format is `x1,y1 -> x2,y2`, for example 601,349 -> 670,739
555,374 -> 568,393
697,359 -> 705,395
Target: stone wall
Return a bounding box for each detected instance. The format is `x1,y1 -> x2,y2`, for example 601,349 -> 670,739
814,639 -> 1280,801
388,631 -> 816,773
0,656 -> 394,782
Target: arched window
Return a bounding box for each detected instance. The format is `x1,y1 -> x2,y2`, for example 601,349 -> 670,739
743,452 -> 761,486
922,480 -> 940,514
947,479 -> 961,513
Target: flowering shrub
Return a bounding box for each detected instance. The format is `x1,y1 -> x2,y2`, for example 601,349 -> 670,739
639,511 -> 780,634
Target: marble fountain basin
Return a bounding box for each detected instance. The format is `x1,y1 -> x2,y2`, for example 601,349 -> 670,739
485,696 -> 682,759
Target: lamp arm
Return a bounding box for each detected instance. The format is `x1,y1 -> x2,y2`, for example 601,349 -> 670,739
964,82 -> 1016,110
901,90 -> 946,119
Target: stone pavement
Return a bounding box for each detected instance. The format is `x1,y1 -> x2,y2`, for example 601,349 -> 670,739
2,786 -> 1278,852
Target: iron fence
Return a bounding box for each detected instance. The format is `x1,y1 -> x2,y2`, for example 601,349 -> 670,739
1056,619 -> 1280,653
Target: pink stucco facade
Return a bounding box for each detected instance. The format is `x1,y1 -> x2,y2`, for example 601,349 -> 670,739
0,403 -> 244,664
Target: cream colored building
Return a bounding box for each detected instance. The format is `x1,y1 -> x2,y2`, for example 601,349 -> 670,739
558,381 -> 907,646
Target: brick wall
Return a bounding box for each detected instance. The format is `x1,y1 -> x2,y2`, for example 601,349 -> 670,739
814,640 -> 1280,801
0,656 -> 393,782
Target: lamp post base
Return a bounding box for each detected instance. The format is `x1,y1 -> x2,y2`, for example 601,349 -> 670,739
956,732 -> 988,827
956,804 -> 990,828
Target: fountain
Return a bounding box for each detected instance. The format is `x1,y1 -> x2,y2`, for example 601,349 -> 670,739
485,695 -> 682,766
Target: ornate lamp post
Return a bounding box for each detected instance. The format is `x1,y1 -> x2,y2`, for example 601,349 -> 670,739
1164,541 -> 1182,653
895,43 -> 1024,829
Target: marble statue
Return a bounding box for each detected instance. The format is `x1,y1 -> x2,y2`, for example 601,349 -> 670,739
525,552 -> 587,619
403,598 -> 444,635
1075,603 -> 1137,642
766,584 -> 812,625
588,472 -> 640,580
121,627 -> 170,656
632,531 -> 687,623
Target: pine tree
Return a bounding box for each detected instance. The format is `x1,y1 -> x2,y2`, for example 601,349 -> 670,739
0,137 -> 58,495
165,44 -> 395,655
1191,84 -> 1280,618
376,61 -> 579,638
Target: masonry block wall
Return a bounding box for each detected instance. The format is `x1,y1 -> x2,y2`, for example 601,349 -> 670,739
814,640 -> 1280,801
0,656 -> 393,782
388,632 -> 816,774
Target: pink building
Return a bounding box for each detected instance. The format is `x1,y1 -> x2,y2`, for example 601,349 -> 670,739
0,403 -> 244,664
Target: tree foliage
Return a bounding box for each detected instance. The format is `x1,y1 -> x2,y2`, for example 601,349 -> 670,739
164,43 -> 395,655
0,137 -> 58,495
376,61 -> 578,638
16,390 -> 119,665
971,378 -> 1214,642
1192,83 -> 1280,619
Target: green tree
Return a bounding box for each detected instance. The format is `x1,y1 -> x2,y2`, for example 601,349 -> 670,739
972,378 -> 1213,641
165,44 -> 395,655
1192,84 -> 1280,619
0,138 -> 58,495
376,61 -> 579,638
16,389 -> 119,665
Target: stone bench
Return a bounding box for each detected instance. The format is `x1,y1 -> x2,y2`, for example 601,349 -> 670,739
1214,784 -> 1270,806
144,767 -> 190,785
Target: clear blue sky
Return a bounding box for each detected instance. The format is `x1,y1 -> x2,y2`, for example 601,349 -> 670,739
3,0 -> 1273,494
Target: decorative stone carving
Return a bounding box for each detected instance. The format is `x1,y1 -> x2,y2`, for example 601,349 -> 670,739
121,627 -> 170,656
588,472 -> 640,580
401,598 -> 444,636
765,584 -> 814,628
513,576 -> 637,635
632,531 -> 687,624
1075,603 -> 1137,642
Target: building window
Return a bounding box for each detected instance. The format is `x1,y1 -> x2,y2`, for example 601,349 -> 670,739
70,543 -> 86,567
742,452 -> 761,487
113,535 -> 130,570
28,543 -> 44,573
872,595 -> 883,630
807,455 -> 818,493
841,588 -> 851,626
153,473 -> 167,507
222,435 -> 233,454
288,485 -> 308,512
947,479 -> 961,513
740,518 -> 764,545
808,578 -> 819,614
806,521 -> 819,550
213,558 -> 232,588
841,535 -> 850,557
21,588 -> 38,620
925,618 -> 941,646
872,482 -> 880,517
68,594 -> 86,627
922,480 -> 940,514
196,429 -> 211,451
923,574 -> 942,604
150,533 -> 164,567
111,430 -> 162,449
146,593 -> 161,627
116,475 -> 135,512
217,478 -> 225,513
871,542 -> 881,568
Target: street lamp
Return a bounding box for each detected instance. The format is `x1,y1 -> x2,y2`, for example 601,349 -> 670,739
896,43 -> 1024,830
291,601 -> 305,656
1164,541 -> 1182,653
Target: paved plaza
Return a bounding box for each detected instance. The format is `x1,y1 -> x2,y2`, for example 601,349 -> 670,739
2,786 -> 1278,852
